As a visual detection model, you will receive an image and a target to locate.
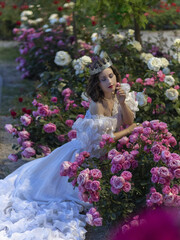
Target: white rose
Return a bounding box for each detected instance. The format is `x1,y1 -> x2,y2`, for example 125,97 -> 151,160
136,92 -> 148,107
59,17 -> 66,23
54,51 -> 72,66
93,45 -> 101,54
160,58 -> 169,68
128,29 -> 134,36
28,20 -> 37,25
147,57 -> 162,71
130,41 -> 142,52
80,56 -> 92,65
66,25 -> 73,33
164,75 -> 175,86
165,88 -> 179,101
45,28 -> 52,32
91,33 -> 102,43
112,33 -> 125,42
49,13 -> 59,24
174,39 -> 180,49
72,59 -> 84,75
21,16 -> 28,21
35,18 -> 43,23
21,10 -> 33,18
140,53 -> 153,63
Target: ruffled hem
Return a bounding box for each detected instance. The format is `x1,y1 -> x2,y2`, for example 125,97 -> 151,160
0,194 -> 87,240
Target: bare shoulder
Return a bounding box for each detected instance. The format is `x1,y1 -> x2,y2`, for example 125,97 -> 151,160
89,100 -> 104,115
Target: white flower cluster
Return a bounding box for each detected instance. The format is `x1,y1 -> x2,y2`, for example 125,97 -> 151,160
165,88 -> 179,101
147,57 -> 169,71
91,33 -> 102,43
140,53 -> 154,64
73,56 -> 92,75
59,15 -> 69,24
129,41 -> 142,52
63,2 -> 75,8
128,29 -> 134,36
49,13 -> 59,24
173,39 -> 180,49
54,51 -> 72,66
20,10 -> 33,21
164,75 -> 175,86
112,33 -> 125,42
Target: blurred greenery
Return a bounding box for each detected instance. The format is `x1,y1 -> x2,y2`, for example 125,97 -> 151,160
0,47 -> 19,62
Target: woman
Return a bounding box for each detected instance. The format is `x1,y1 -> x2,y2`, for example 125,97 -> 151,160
0,57 -> 139,240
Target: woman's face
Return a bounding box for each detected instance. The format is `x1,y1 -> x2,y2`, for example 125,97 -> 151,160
98,67 -> 117,95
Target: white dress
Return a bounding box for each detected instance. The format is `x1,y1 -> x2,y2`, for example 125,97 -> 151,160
0,97 -> 137,240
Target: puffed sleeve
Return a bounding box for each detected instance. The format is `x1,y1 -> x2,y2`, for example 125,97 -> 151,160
72,112 -> 117,156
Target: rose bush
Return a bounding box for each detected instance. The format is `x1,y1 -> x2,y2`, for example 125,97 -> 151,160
60,120 -> 180,226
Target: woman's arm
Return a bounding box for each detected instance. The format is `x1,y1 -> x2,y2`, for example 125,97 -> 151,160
120,102 -> 134,125
113,123 -> 137,141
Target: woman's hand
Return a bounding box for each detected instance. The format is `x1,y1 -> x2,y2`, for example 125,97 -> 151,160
126,123 -> 141,135
116,83 -> 126,104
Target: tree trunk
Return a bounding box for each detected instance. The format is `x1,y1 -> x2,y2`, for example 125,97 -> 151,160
72,0 -> 78,57
134,17 -> 142,44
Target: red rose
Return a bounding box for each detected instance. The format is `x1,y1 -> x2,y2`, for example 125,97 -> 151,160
92,21 -> 97,26
58,6 -> 63,11
26,109 -> 32,114
12,5 -> 18,9
16,21 -> 21,26
18,97 -> 23,102
10,110 -> 17,118
53,0 -> 59,4
22,107 -> 27,113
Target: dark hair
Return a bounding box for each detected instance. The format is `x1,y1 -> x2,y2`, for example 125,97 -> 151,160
86,65 -> 121,102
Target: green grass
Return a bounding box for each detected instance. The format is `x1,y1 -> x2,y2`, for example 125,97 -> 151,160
0,47 -> 19,62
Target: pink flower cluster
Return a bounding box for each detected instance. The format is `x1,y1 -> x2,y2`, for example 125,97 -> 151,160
43,123 -> 57,133
151,166 -> 172,185
99,134 -> 115,148
108,149 -> 137,174
62,88 -> 77,111
20,114 -> 32,126
60,151 -> 90,178
77,168 -> 102,203
110,171 -> 132,194
32,103 -> 60,118
86,207 -> 102,226
135,71 -> 166,87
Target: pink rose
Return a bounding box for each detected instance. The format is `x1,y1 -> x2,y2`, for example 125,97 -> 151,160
121,171 -> 132,181
51,97 -> 57,103
60,161 -> 72,176
171,185 -> 179,195
150,192 -> 163,204
39,145 -> 51,156
123,182 -> 131,192
68,130 -> 77,140
131,160 -> 138,169
86,213 -> 94,226
168,137 -> 177,147
153,154 -> 161,162
136,78 -> 143,84
22,141 -> 33,149
90,180 -> 100,191
118,136 -> 129,145
174,169 -> 180,178
80,151 -> 90,158
111,186 -> 121,194
111,164 -> 120,174
90,191 -> 100,202
8,154 -> 18,162
143,127 -> 151,136
43,123 -> 57,133
150,167 -> 158,174
81,101 -> 90,109
93,217 -> 102,226
79,192 -> 89,202
112,154 -> 125,164
158,167 -> 170,178
78,185 -> 86,193
133,127 -> 143,134
77,172 -> 89,185
129,133 -> 139,143
76,114 -> 85,119
32,99 -> 38,106
173,195 -> 180,207
147,97 -> 152,103
37,105 -> 49,117
17,137 -> 23,145
150,120 -> 160,130
65,119 -> 74,128
90,169 -> 102,179
122,160 -> 131,170
75,154 -> 85,165
62,88 -> 72,97
151,174 -> 159,183
57,134 -> 65,142
130,150 -> 139,156
21,147 -> 36,158
18,130 -> 30,140
68,162 -> 79,177
161,150 -> 171,162
110,176 -> 125,189
85,180 -> 93,190
142,121 -> 150,127
151,143 -> 162,155
4,124 -> 15,134
158,122 -> 168,132
164,194 -> 174,206
162,185 -> 171,195
174,85 -> 180,89
32,111 -> 38,117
